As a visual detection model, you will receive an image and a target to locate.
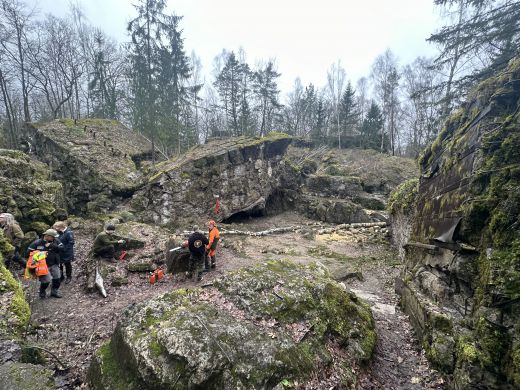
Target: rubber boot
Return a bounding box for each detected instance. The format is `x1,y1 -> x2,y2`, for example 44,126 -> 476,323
50,279 -> 62,298
39,282 -> 50,299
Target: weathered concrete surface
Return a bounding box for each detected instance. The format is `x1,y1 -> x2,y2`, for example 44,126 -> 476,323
393,59 -> 520,389
132,133 -> 293,225
28,119 -> 154,214
88,260 -> 376,389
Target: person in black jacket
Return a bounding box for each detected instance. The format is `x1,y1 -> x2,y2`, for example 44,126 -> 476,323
187,225 -> 208,282
27,229 -> 64,299
53,221 -> 74,284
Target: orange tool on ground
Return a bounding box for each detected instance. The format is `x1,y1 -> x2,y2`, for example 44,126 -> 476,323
149,268 -> 165,284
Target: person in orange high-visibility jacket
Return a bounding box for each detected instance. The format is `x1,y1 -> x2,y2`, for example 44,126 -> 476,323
205,220 -> 220,271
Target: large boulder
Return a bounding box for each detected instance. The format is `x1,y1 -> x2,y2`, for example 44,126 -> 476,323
27,119 -> 154,215
394,59 -> 520,389
0,362 -> 55,390
88,260 -> 376,389
132,133 -> 293,225
0,149 -> 65,234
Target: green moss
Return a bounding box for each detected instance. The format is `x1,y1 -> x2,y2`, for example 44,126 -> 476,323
0,230 -> 15,256
300,158 -> 318,175
0,258 -> 31,336
475,317 -> 510,369
431,313 -> 453,334
387,177 -> 419,215
92,341 -> 138,390
457,337 -> 479,364
265,131 -> 291,140
508,346 -> 520,386
149,338 -> 164,357
21,345 -> 47,365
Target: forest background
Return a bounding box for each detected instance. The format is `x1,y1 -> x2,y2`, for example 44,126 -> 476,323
1,0 -> 518,158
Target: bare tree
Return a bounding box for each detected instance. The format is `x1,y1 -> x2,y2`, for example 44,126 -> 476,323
0,0 -> 35,123
356,77 -> 370,125
370,49 -> 400,154
402,57 -> 443,156
326,60 -> 346,148
27,15 -> 83,119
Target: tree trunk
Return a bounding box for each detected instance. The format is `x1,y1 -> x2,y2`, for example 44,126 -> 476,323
0,67 -> 18,148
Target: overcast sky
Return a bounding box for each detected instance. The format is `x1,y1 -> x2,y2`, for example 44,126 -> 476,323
31,0 -> 441,94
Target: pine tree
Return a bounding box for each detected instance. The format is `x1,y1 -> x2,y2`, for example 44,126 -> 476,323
311,97 -> 327,143
89,30 -> 118,119
157,14 -> 192,153
338,81 -> 358,145
252,61 -> 281,136
214,52 -> 244,136
128,0 -> 169,163
360,101 -> 385,151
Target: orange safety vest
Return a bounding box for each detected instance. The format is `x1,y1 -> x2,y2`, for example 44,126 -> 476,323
25,250 -> 49,279
207,227 -> 220,257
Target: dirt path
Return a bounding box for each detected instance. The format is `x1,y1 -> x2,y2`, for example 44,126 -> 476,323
23,212 -> 445,389
352,269 -> 445,389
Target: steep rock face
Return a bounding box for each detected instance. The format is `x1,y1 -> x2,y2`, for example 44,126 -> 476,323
28,119 -> 153,214
88,260 -> 375,389
0,149 -> 65,234
132,133 -> 293,225
395,60 -> 520,389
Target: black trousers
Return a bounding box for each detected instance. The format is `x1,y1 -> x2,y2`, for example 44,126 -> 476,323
60,262 -> 72,278
95,245 -> 115,259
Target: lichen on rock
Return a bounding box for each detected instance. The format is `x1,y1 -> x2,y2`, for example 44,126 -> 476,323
396,59 -> 520,388
88,259 -> 375,389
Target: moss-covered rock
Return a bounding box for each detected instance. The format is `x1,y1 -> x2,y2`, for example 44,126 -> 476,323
398,59 -> 520,388
88,260 -> 375,389
387,177 -> 419,216
0,230 -> 15,257
0,362 -> 55,390
133,134 -> 293,225
0,149 -> 65,233
0,257 -> 30,339
27,119 -> 154,215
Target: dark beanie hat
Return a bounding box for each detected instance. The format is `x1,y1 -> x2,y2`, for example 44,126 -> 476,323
106,224 -> 116,231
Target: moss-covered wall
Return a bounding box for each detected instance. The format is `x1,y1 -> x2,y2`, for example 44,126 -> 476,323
28,119 -> 153,215
0,149 -> 65,234
396,59 -> 520,389
132,133 -> 293,225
